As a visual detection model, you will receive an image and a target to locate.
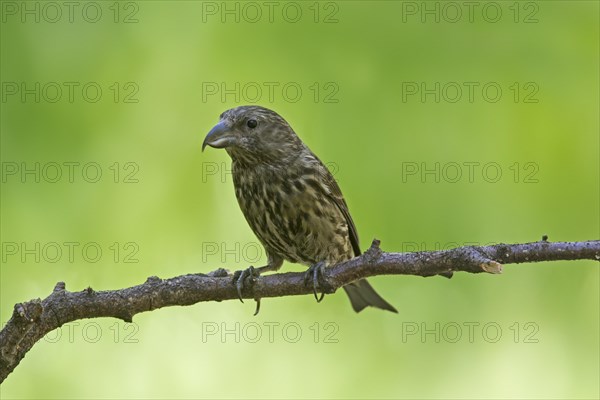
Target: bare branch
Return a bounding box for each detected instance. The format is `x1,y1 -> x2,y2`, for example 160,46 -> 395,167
1,239 -> 598,383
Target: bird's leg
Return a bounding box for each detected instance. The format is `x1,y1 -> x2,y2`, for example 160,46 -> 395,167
232,264 -> 278,302
232,264 -> 274,315
304,261 -> 327,302
232,254 -> 283,314
232,266 -> 259,303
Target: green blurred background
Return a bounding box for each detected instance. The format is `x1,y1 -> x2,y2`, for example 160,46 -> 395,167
1,1 -> 598,398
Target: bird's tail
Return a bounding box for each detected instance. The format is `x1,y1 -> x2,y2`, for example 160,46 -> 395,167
343,279 -> 398,313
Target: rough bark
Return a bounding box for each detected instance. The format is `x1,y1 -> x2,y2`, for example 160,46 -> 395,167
1,239 -> 598,383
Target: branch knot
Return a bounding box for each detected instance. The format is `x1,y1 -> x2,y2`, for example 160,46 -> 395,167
364,238 -> 383,263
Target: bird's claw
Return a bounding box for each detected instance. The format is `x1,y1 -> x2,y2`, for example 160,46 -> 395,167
232,266 -> 260,303
253,299 -> 261,316
304,262 -> 326,303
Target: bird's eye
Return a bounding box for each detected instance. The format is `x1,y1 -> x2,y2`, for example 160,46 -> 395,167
247,119 -> 258,129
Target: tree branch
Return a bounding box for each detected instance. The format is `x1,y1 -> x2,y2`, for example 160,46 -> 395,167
1,239 -> 598,383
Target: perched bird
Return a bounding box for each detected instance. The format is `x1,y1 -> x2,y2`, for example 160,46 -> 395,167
203,105 -> 397,313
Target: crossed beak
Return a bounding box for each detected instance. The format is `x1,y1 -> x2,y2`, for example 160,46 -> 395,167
202,121 -> 236,151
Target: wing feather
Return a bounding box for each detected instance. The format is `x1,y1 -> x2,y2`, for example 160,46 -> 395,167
314,156 -> 361,257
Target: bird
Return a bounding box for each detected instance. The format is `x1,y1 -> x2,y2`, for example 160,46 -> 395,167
202,105 -> 397,314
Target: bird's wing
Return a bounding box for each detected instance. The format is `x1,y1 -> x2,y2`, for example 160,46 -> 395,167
314,156 -> 362,257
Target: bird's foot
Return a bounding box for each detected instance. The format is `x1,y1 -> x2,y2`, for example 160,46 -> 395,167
304,261 -> 327,303
232,266 -> 260,303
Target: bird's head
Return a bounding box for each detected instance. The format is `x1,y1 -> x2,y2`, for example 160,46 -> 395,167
203,106 -> 304,164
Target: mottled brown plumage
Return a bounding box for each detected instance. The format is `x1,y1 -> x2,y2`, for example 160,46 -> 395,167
203,105 -> 396,313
